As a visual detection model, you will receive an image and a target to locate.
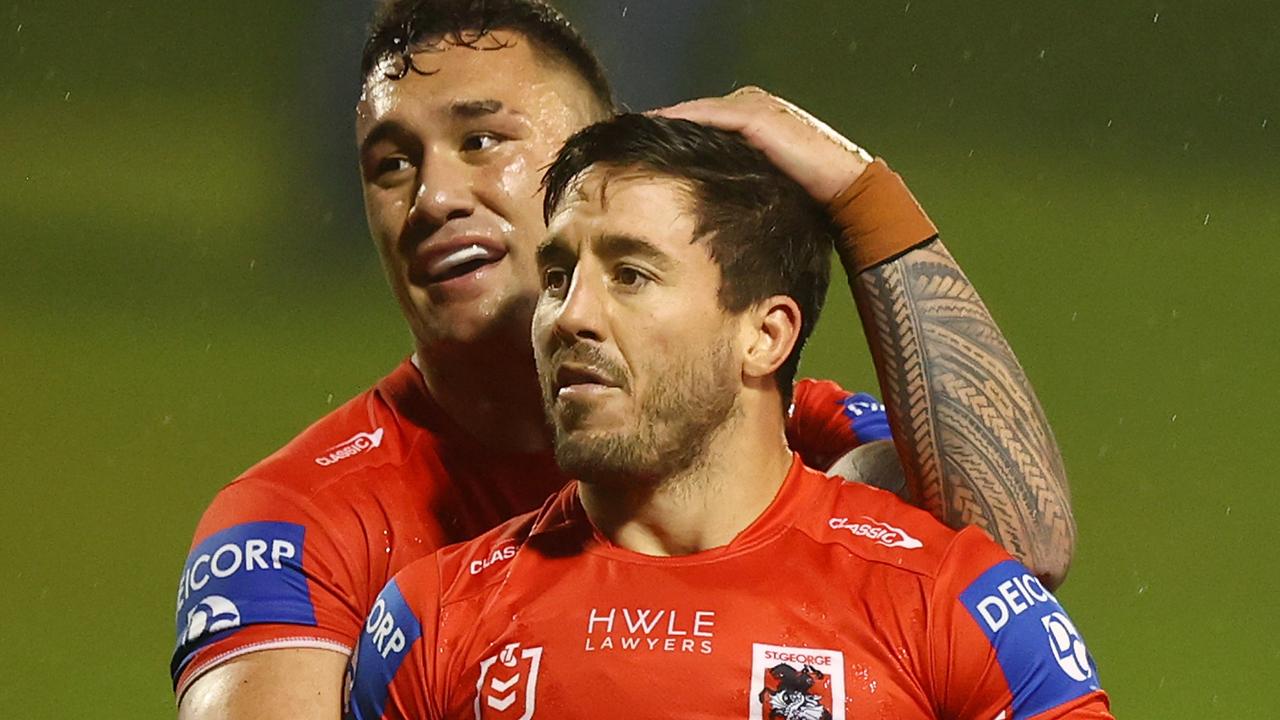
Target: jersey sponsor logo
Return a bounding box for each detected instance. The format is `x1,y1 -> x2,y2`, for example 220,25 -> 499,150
180,594 -> 241,644
840,392 -> 892,443
1042,611 -> 1093,682
315,427 -> 385,466
841,395 -> 884,418
959,560 -> 1101,719
470,542 -> 517,575
172,521 -> 316,680
475,642 -> 542,720
828,516 -> 923,549
347,580 -> 423,720
583,607 -> 716,655
750,643 -> 846,720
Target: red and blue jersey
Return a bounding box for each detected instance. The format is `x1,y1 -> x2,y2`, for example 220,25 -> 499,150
346,457 -> 1110,719
170,358 -> 888,696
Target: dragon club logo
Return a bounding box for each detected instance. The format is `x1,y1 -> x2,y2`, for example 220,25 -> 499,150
749,644 -> 846,720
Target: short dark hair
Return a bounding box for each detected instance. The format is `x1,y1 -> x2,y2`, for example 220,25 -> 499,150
542,114 -> 835,407
362,0 -> 613,113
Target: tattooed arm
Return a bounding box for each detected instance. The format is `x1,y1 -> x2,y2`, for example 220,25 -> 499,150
849,239 -> 1074,587
655,87 -> 1075,587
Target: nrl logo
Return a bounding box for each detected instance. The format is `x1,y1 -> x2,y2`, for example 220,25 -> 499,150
475,642 -> 543,720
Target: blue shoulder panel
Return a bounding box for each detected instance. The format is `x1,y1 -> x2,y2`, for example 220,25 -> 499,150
170,521 -> 316,684
841,392 -> 892,443
345,579 -> 424,720
959,560 -> 1103,719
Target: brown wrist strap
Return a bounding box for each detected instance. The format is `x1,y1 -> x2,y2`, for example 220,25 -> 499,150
827,158 -> 939,274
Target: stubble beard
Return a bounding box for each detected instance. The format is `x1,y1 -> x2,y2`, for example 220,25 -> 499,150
549,340 -> 740,488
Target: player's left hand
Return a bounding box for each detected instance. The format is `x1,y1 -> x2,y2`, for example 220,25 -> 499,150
650,86 -> 874,205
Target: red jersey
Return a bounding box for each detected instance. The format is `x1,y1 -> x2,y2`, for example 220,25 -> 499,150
346,457 -> 1109,720
171,359 -> 888,695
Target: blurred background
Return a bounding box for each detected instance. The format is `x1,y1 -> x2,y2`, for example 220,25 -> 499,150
2,1 -> 1277,717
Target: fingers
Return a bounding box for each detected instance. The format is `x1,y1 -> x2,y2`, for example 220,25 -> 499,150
647,86 -> 775,132
648,86 -> 872,204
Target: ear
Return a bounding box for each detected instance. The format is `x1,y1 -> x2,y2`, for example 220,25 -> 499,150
740,295 -> 803,381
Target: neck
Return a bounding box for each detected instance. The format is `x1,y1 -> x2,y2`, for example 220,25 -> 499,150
578,391 -> 794,556
414,338 -> 551,454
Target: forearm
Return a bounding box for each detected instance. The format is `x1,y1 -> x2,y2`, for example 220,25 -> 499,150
847,238 -> 1075,587
649,90 -> 1076,586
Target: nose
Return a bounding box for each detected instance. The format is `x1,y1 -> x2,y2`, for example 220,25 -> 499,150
552,267 -> 607,345
407,149 -> 475,229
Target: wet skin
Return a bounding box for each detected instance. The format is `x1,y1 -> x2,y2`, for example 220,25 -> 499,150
356,34 -> 602,354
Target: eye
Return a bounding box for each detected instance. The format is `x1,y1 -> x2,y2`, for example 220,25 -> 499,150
542,267 -> 570,296
372,155 -> 412,180
612,265 -> 650,290
461,132 -> 504,153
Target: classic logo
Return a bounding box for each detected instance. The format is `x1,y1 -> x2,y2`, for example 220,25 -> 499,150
475,642 -> 542,720
470,542 -> 517,575
181,594 -> 241,644
1042,611 -> 1093,682
828,516 -> 923,549
315,428 -> 385,466
750,644 -> 846,720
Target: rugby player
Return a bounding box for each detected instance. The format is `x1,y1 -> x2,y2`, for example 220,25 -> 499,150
344,114 -> 1109,719
175,1 -> 1076,718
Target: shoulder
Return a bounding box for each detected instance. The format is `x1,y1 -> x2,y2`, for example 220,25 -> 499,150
398,485 -> 576,607
790,466 -> 972,579
191,361 -> 445,537
240,364 -> 432,496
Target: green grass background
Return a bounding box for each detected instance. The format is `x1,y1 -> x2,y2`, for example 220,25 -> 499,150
2,1 -> 1276,717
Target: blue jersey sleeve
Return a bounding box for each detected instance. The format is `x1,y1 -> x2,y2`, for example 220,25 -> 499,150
788,379 -> 892,471
932,529 -> 1112,719
171,480 -> 363,694
345,566 -> 438,720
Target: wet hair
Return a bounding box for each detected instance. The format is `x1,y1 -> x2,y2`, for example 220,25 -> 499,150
542,114 -> 835,407
362,0 -> 614,114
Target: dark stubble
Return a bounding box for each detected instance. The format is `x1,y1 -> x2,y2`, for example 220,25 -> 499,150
543,336 -> 740,487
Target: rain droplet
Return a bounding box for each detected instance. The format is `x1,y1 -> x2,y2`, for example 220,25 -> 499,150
1071,311 -> 1078,321
1037,49 -> 1045,59
326,393 -> 334,404
1203,212 -> 1211,225
1137,583 -> 1148,594
621,6 -> 628,17
1153,12 -> 1160,23
1263,118 -> 1270,128
903,1 -> 911,13
910,63 -> 918,73
1226,506 -> 1232,515
1106,119 -> 1113,128
249,259 -> 256,270
63,91 -> 71,101
1170,414 -> 1177,422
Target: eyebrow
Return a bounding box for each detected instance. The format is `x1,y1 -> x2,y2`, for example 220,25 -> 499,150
450,99 -> 505,118
536,235 -> 574,269
594,234 -> 673,269
359,120 -> 414,158
536,233 -> 674,270
359,99 -> 516,157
